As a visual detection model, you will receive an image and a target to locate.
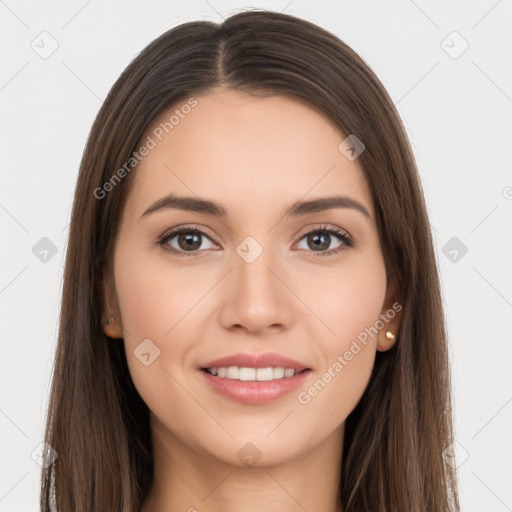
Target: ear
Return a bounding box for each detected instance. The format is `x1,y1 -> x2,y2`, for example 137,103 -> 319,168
101,267 -> 124,339
376,279 -> 402,352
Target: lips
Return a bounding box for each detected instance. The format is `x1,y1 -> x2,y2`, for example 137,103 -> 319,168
199,367 -> 311,405
200,352 -> 312,372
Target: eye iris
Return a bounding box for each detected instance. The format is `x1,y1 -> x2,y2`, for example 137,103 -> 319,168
308,233 -> 330,251
178,232 -> 201,251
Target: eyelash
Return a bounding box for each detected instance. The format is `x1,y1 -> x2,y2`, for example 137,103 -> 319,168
157,224 -> 354,258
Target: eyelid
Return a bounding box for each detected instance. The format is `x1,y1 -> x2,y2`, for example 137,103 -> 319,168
294,223 -> 352,241
160,224 -> 219,244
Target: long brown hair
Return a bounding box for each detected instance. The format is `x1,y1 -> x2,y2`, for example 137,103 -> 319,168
40,9 -> 459,511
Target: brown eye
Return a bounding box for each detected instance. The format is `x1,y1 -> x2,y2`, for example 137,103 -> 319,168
159,228 -> 217,256
176,231 -> 202,251
304,232 -> 333,251
295,226 -> 353,257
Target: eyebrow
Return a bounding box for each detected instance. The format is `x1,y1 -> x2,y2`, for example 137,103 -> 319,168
141,193 -> 371,220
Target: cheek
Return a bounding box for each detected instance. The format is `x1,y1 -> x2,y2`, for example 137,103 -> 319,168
306,257 -> 387,347
113,243 -> 211,342
111,242 -> 210,386
295,258 -> 386,416
295,299 -> 383,426
112,246 -> 212,418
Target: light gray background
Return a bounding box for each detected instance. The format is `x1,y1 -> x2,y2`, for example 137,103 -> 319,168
1,1 -> 511,510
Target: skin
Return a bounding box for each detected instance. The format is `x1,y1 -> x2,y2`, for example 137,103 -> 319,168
102,88 -> 401,512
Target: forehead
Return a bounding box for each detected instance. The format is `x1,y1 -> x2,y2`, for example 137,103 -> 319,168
125,89 -> 374,220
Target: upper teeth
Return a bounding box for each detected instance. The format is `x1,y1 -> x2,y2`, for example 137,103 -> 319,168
206,366 -> 298,381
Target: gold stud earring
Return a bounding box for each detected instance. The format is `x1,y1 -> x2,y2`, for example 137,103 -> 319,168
385,330 -> 395,340
102,317 -> 117,338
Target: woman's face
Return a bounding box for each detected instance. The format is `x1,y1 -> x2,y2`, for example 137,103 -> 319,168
104,89 -> 399,467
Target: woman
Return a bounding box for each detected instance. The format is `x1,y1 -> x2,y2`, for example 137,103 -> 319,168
40,9 -> 460,511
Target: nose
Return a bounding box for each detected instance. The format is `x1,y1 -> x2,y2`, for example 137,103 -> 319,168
218,249 -> 294,335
